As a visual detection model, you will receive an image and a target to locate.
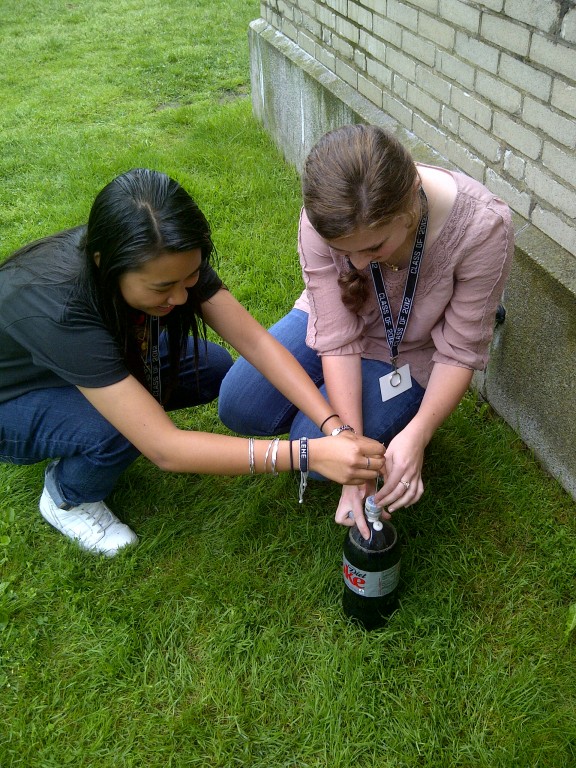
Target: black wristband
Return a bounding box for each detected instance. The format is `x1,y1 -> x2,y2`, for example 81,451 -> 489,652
299,436 -> 309,472
289,440 -> 295,472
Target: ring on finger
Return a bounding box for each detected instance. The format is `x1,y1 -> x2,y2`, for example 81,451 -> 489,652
400,479 -> 410,491
366,457 -> 371,470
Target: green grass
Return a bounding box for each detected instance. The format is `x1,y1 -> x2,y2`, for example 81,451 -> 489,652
1,2 -> 576,766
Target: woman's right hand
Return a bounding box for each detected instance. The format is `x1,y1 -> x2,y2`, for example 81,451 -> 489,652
308,432 -> 384,486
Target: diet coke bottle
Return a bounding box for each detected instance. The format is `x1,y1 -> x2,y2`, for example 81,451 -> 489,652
342,495 -> 401,630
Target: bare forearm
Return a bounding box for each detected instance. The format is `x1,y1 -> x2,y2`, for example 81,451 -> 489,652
408,362 -> 473,444
322,354 -> 364,433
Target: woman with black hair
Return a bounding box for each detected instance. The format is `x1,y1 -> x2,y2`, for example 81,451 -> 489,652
0,168 -> 384,556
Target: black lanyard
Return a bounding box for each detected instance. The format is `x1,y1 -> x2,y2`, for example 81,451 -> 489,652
369,189 -> 428,372
146,315 -> 162,403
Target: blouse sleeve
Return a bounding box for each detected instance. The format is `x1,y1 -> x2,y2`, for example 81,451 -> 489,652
430,193 -> 514,371
298,209 -> 365,356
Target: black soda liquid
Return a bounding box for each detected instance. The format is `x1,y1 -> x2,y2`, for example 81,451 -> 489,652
342,497 -> 400,630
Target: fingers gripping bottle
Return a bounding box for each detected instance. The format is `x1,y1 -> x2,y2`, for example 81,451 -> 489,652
342,496 -> 401,630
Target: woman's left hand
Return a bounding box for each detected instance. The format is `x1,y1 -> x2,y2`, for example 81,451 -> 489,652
373,425 -> 426,512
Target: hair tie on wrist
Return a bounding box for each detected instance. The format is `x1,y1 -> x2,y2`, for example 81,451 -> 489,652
319,413 -> 339,432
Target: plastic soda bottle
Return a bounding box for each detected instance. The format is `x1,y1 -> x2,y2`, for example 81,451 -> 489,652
342,495 -> 401,630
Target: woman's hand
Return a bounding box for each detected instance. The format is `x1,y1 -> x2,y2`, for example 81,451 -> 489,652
308,432 -> 384,486
373,423 -> 426,512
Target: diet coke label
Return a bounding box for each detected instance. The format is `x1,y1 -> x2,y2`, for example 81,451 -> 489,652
342,555 -> 400,597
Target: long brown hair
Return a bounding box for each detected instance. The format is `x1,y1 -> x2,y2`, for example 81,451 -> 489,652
302,124 -> 418,312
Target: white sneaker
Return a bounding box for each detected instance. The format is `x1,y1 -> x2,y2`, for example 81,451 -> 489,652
39,486 -> 138,557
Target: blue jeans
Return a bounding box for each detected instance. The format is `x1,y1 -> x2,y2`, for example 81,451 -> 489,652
0,336 -> 232,507
218,308 -> 425,447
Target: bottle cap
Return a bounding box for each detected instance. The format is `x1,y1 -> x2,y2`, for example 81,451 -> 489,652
364,495 -> 381,522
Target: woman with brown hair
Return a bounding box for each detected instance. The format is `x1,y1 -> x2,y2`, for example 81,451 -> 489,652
219,124 -> 514,538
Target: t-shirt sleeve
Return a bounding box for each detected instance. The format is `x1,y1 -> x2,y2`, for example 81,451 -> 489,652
193,260 -> 226,303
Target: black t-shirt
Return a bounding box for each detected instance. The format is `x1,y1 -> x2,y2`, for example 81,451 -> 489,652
0,227 -> 224,403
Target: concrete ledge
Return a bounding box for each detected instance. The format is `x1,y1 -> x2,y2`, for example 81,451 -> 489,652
249,19 -> 576,500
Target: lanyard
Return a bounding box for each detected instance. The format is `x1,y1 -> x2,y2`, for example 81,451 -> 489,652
146,315 -> 162,403
369,189 -> 428,372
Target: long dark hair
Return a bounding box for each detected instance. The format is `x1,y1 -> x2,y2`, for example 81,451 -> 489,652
302,124 -> 418,312
1,169 -> 215,398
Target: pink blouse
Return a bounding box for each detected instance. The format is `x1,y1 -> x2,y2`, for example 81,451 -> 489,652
294,166 -> 514,388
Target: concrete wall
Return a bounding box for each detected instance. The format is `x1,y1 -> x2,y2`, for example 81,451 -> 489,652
249,18 -> 576,500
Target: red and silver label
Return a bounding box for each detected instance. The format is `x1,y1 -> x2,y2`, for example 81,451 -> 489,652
342,556 -> 400,597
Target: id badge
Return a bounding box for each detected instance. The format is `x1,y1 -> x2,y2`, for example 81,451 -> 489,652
379,363 -> 413,402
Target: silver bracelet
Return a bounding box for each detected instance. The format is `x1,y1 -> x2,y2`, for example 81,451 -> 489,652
270,437 -> 280,476
248,437 -> 255,475
264,439 -> 274,473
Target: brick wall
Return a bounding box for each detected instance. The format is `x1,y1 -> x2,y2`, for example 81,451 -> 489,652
259,0 -> 576,257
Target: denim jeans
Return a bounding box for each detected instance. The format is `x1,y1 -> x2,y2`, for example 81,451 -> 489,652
0,336 -> 233,507
218,308 -> 425,447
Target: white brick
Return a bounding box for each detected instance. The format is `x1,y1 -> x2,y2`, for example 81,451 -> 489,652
360,30 -> 386,60
551,81 -> 576,120
486,168 -> 531,217
438,0 -> 480,34
445,136 -> 485,179
367,56 -> 393,89
386,47 -> 417,81
325,0 -> 348,14
562,8 -> 576,43
316,45 -> 336,71
476,71 -> 522,113
316,5 -> 336,29
477,0 -> 503,9
451,86 -> 492,129
282,19 -> 298,42
436,50 -> 475,89
332,34 -> 354,59
336,15 -> 360,43
498,53 -> 551,102
354,48 -> 367,70
503,149 -> 526,181
525,162 -> 576,218
414,0 -> 439,13
532,206 -> 576,254
358,73 -> 383,106
504,0 -> 559,34
413,114 -> 449,156
542,142 -> 576,189
418,13 -> 455,51
416,65 -> 452,103
298,0 -> 317,15
393,73 -> 408,101
530,34 -> 576,82
459,117 -> 502,162
523,97 -> 576,149
387,0 -> 419,32
407,82 -> 442,121
361,0 -> 388,11
298,30 -> 317,56
454,31 -> 499,74
277,1 -> 294,21
373,15 -> 402,46
383,92 -> 414,128
402,29 -> 436,66
481,13 -> 530,56
441,105 -> 460,133
348,1 -> 373,30
493,113 -> 542,160
336,58 -> 358,87
301,13 -> 321,38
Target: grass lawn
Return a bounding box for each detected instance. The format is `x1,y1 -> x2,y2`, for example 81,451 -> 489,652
1,1 -> 575,766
